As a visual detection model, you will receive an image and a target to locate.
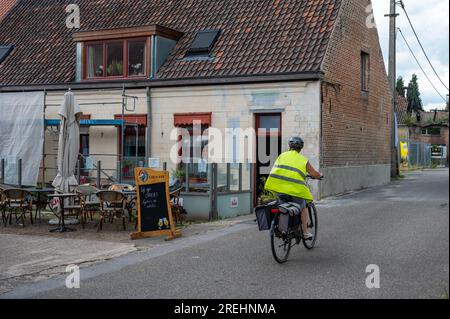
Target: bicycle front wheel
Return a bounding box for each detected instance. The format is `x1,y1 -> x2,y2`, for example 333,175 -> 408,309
270,217 -> 292,264
303,203 -> 318,250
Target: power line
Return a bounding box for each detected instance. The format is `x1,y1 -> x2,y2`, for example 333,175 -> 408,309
397,27 -> 447,103
398,0 -> 449,92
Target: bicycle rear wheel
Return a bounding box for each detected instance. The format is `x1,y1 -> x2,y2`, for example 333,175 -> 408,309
270,216 -> 292,264
302,203 -> 318,250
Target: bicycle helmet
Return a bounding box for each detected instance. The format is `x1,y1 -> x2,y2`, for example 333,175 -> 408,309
288,136 -> 304,151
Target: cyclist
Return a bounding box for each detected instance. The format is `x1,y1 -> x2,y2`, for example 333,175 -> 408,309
264,136 -> 323,240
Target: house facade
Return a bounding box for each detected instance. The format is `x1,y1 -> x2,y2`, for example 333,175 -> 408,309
0,0 -> 392,213
395,96 -> 449,167
409,110 -> 449,166
395,96 -> 410,141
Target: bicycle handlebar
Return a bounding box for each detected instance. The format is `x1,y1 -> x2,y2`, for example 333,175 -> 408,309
306,174 -> 324,180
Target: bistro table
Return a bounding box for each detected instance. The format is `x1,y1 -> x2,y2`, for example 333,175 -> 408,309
120,190 -> 136,197
25,187 -> 56,222
47,193 -> 79,232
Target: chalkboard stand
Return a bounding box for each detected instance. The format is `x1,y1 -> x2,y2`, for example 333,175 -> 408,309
130,228 -> 182,241
131,168 -> 182,241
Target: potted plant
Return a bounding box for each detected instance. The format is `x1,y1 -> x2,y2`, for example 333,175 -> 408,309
95,65 -> 103,77
257,177 -> 277,205
107,60 -> 123,76
122,159 -> 134,178
172,168 -> 186,182
130,63 -> 143,76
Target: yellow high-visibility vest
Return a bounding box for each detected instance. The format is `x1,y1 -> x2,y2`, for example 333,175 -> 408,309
264,150 -> 313,201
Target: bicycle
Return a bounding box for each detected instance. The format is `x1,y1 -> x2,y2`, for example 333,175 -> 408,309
269,175 -> 321,264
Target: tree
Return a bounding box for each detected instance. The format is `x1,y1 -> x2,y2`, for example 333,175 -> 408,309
406,74 -> 423,120
396,76 -> 405,97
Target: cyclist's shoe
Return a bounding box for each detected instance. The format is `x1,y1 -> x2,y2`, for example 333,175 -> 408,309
303,232 -> 313,241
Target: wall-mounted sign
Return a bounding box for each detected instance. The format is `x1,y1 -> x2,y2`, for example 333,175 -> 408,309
198,159 -> 207,173
148,158 -> 160,168
230,197 -> 239,208
131,167 -> 181,241
431,145 -> 446,159
85,156 -> 94,170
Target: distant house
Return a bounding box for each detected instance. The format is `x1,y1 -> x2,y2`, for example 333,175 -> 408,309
396,95 -> 410,140
395,95 -> 449,166
0,0 -> 392,214
410,110 -> 449,165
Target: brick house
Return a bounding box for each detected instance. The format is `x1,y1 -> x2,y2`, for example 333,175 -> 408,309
395,95 -> 449,166
0,0 -> 392,215
409,110 -> 449,166
395,95 -> 410,140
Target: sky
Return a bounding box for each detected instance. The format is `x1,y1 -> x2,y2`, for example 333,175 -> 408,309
372,0 -> 449,110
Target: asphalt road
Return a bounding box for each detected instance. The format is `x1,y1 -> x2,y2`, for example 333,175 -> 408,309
3,169 -> 449,299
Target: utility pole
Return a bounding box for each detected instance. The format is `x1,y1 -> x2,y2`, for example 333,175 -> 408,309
386,0 -> 400,177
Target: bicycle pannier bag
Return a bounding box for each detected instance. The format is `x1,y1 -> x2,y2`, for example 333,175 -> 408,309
254,201 -> 276,231
278,202 -> 302,232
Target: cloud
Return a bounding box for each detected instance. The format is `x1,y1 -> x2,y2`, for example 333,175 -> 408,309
372,0 -> 449,110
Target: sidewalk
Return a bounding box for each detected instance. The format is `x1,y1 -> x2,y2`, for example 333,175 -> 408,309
0,214 -> 254,294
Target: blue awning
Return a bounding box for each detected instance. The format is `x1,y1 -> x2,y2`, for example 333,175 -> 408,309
45,119 -> 125,127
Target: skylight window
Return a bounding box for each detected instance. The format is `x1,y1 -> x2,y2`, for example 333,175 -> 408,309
0,45 -> 13,64
186,30 -> 221,57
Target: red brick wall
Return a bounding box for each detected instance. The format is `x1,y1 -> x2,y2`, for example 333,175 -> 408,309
0,0 -> 16,21
409,126 -> 449,160
320,0 -> 392,167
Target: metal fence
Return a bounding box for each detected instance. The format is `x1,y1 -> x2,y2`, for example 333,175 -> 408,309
399,139 -> 432,168
0,156 -> 118,188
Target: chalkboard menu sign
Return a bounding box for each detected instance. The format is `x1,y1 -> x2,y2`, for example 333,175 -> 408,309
131,168 -> 182,241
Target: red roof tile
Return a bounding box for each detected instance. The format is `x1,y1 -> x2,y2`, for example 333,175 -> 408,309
0,0 -> 16,21
396,96 -> 409,125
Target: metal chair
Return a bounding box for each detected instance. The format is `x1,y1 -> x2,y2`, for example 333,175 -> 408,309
62,185 -> 85,224
75,184 -> 100,227
96,190 -> 127,232
169,179 -> 184,225
32,192 -> 50,223
109,183 -> 136,223
0,188 -> 7,226
109,184 -> 134,191
3,188 -> 33,227
170,187 -> 183,225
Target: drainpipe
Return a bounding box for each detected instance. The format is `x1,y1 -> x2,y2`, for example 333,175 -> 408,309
121,86 -> 125,183
319,81 -> 324,200
42,89 -> 47,187
146,86 -> 152,164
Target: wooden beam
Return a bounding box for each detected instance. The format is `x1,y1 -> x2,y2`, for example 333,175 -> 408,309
73,25 -> 184,42
0,72 -> 324,92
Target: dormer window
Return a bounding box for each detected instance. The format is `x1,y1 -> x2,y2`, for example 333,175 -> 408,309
84,38 -> 148,79
73,25 -> 183,81
106,41 -> 124,77
128,40 -> 147,76
87,44 -> 103,78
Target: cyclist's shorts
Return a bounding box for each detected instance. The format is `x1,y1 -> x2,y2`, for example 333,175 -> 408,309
277,194 -> 307,210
